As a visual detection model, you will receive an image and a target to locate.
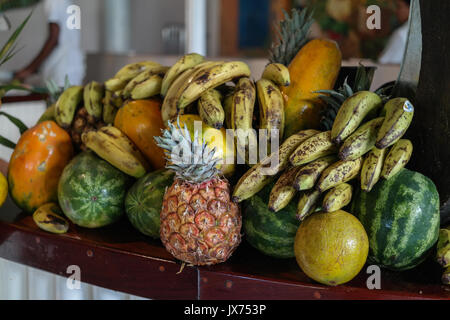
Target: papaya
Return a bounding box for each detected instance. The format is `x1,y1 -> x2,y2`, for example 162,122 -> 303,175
8,121 -> 74,213
282,39 -> 342,139
114,99 -> 166,170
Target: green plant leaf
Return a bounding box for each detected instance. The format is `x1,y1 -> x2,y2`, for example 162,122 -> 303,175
0,134 -> 16,149
0,111 -> 28,134
0,10 -> 32,66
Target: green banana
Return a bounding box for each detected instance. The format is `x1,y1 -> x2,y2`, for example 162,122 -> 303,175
261,63 -> 290,87
331,91 -> 383,144
198,88 -> 225,129
322,183 -> 353,213
161,53 -> 205,97
102,91 -> 119,124
177,61 -> 251,110
55,86 -> 84,128
376,98 -> 414,149
232,130 -> 318,202
122,65 -> 169,98
84,81 -> 104,119
381,139 -> 413,179
436,228 -> 450,268
360,147 -> 387,192
289,131 -> 338,166
131,74 -> 163,100
316,157 -> 362,192
37,104 -> 56,124
297,190 -> 321,221
105,78 -> 127,91
257,78 -> 285,143
339,117 -> 385,161
269,166 -> 301,212
33,203 -> 69,234
293,155 -> 337,191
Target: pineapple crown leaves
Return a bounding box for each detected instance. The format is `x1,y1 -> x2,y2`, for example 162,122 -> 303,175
269,7 -> 315,66
46,75 -> 71,104
154,118 -> 221,184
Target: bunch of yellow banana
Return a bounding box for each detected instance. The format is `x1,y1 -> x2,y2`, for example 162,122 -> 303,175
232,92 -> 416,222
82,126 -> 150,178
437,226 -> 450,285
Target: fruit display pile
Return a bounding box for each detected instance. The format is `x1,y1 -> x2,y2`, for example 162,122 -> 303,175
0,8 -> 448,287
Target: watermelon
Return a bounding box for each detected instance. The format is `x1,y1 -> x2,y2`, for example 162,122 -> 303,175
125,169 -> 174,238
243,182 -> 301,258
352,169 -> 440,271
58,151 -> 132,228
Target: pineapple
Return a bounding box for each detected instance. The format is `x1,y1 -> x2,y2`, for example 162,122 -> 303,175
154,119 -> 242,266
317,63 -> 392,131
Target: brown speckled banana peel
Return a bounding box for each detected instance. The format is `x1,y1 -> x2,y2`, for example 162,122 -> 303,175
360,147 -> 387,192
269,166 -> 301,212
289,131 -> 338,166
177,61 -> 251,110
297,190 -> 321,221
261,63 -> 291,87
316,157 -> 362,193
232,130 -> 319,202
293,155 -> 337,191
376,98 -> 414,149
33,203 -> 69,234
55,86 -> 84,128
198,88 -> 225,129
331,91 -> 382,144
257,78 -> 285,143
339,117 -> 384,161
381,139 -> 413,179
322,183 -> 353,213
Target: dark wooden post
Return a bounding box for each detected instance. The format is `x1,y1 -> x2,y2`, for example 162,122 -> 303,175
409,0 -> 450,224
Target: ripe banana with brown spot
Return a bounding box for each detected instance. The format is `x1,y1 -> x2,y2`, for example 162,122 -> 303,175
161,53 -> 205,97
82,126 -> 149,178
114,61 -> 162,82
198,88 -> 225,129
316,157 -> 363,192
102,91 -> 120,124
122,66 -> 169,98
381,139 -> 413,179
177,61 -> 251,110
297,190 -> 321,221
289,131 -> 338,166
232,130 -> 318,202
269,166 -> 301,212
339,117 -> 385,161
232,77 -> 257,162
33,203 -> 69,234
376,98 -> 414,149
293,155 -> 337,191
84,81 -> 104,120
331,91 -> 383,144
322,183 -> 353,213
261,63 -> 290,87
105,78 -> 127,92
436,228 -> 450,268
131,74 -> 163,100
360,147 -> 387,192
223,91 -> 234,129
257,78 -> 285,144
161,61 -> 223,123
55,86 -> 84,128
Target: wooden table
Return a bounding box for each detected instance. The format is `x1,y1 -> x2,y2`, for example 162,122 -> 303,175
0,193 -> 448,300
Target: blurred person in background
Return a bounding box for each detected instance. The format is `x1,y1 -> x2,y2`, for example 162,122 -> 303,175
378,0 -> 410,65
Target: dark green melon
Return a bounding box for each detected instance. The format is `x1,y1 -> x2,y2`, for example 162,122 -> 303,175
125,169 -> 174,238
58,151 -> 132,228
352,169 -> 440,271
243,182 -> 301,258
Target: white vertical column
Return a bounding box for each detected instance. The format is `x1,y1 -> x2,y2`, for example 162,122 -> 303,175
104,0 -> 131,53
185,0 -> 207,55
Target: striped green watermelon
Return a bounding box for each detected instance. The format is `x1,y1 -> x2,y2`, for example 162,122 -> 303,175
352,169 -> 440,271
125,169 -> 174,238
58,151 -> 132,228
243,182 -> 301,258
